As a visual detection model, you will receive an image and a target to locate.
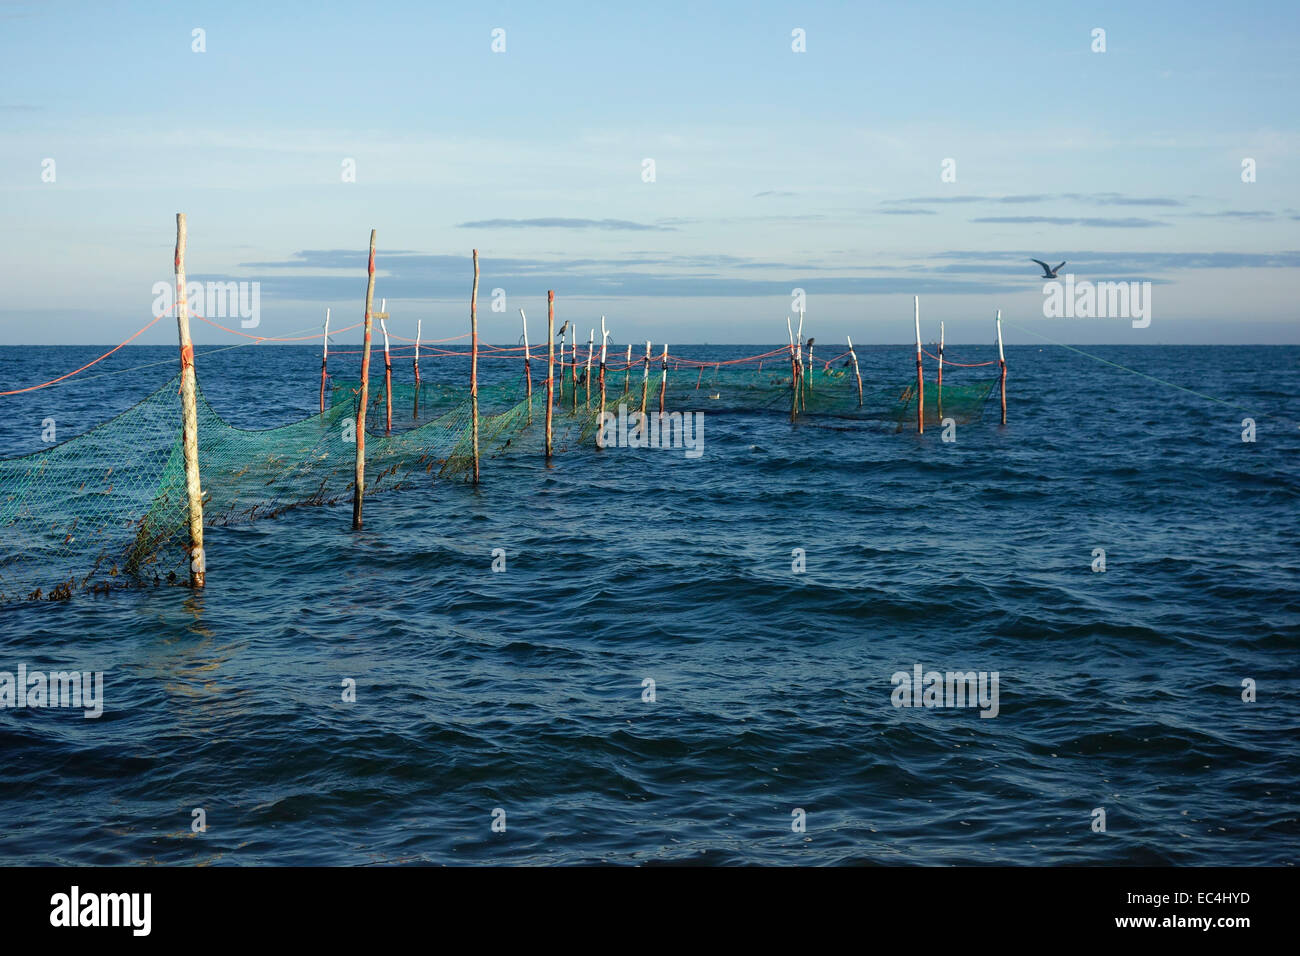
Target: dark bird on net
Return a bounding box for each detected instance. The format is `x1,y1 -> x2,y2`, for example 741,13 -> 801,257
805,337 -> 815,348
556,320 -> 569,338
1032,258 -> 1066,278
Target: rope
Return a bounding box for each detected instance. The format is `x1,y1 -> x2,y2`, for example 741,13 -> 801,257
197,315 -> 364,342
1003,319 -> 1297,426
0,313 -> 165,396
922,348 -> 996,367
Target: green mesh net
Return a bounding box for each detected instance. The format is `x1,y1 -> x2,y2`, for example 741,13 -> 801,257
1,358 -> 993,603
661,364 -> 996,425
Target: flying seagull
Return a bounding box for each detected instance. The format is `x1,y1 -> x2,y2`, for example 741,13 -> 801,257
1032,258 -> 1066,278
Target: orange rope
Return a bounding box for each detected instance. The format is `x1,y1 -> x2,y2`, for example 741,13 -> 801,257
0,313 -> 165,396
197,314 -> 364,341
922,348 -> 996,367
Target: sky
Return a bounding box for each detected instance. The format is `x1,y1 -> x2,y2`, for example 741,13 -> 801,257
0,0 -> 1297,347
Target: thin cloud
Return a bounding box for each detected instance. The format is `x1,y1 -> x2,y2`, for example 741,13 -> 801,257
883,196 -> 985,204
1190,210 -> 1275,219
883,193 -> 1184,208
456,218 -> 677,231
971,216 -> 1169,228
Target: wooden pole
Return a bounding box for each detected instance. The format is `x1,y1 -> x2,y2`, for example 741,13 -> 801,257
790,308 -> 800,408
557,322 -> 566,405
598,317 -> 609,429
997,309 -> 1007,425
639,340 -> 651,416
413,317 -> 421,421
584,328 -> 594,408
381,301 -> 392,436
174,213 -> 205,588
545,292 -> 555,459
786,316 -> 798,422
658,342 -> 668,415
806,338 -> 815,391
353,229 -> 377,530
914,295 -> 924,434
470,250 -> 480,484
319,308 -> 330,414
696,366 -> 703,389
571,331 -> 579,413
847,334 -> 863,406
624,343 -> 632,395
520,308 -> 532,422
937,320 -> 944,420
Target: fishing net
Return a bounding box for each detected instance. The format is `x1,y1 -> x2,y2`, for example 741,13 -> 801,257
0,350 -> 996,604
0,372 -> 593,603
660,364 -> 997,425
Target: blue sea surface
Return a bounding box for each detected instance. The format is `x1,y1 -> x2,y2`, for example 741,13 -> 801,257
0,343 -> 1297,865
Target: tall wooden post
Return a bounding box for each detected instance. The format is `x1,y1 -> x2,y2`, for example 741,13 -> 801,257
658,342 -> 668,415
787,317 -> 798,422
319,308 -> 330,414
639,340 -> 651,416
790,308 -> 800,408
584,329 -> 594,408
914,295 -> 924,434
381,302 -> 393,435
520,308 -> 532,422
174,213 -> 205,588
353,229 -> 377,530
570,331 -> 579,413
413,318 -> 421,421
545,291 -> 555,459
937,320 -> 944,420
997,310 -> 1007,425
557,322 -> 566,405
598,317 -> 608,430
847,334 -> 863,406
470,250 -> 480,484
624,344 -> 632,395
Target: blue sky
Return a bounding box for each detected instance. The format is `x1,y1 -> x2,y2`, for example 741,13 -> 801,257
1,0 -> 1297,345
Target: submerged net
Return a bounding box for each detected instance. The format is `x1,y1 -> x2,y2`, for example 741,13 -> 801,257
659,364 -> 996,426
0,373 -> 596,603
0,348 -> 997,604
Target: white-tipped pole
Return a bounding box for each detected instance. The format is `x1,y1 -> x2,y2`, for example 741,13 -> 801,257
598,316 -> 609,429
319,307 -> 330,413
519,307 -> 532,413
585,327 -> 595,406
846,333 -> 863,406
559,320 -> 567,403
639,339 -> 651,415
997,309 -> 1006,425
937,319 -> 944,418
412,315 -> 422,419
380,304 -> 394,435
795,324 -> 803,368
658,341 -> 669,414
914,295 -> 923,433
